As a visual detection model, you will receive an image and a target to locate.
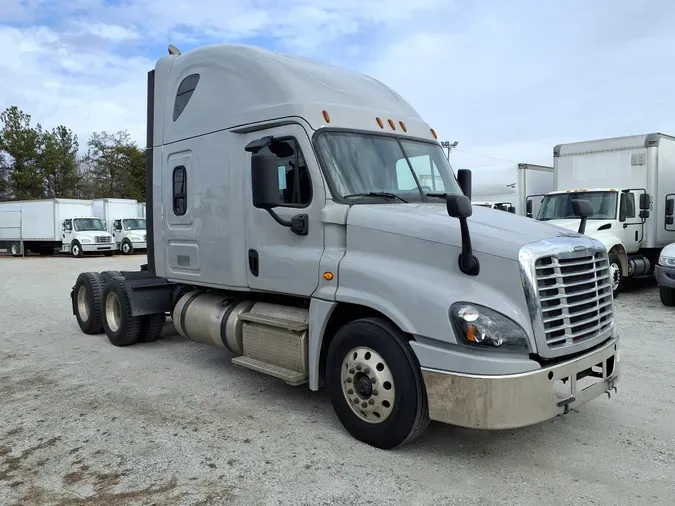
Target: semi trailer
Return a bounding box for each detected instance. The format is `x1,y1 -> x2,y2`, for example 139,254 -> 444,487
70,43 -> 620,449
537,133 -> 675,296
470,163 -> 554,217
0,198 -> 115,257
93,198 -> 147,254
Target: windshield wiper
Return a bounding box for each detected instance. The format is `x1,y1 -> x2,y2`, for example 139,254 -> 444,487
343,192 -> 408,203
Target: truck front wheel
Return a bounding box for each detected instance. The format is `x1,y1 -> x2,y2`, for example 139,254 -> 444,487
660,286 -> 675,306
120,239 -> 133,255
326,317 -> 430,449
609,252 -> 623,298
71,241 -> 84,258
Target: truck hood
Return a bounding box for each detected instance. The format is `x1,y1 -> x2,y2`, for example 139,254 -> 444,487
543,218 -> 615,234
346,203 -> 579,261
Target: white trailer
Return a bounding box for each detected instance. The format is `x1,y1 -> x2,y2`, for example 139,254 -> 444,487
137,202 -> 147,218
92,198 -> 147,255
0,198 -> 115,257
469,163 -> 554,217
538,133 -> 675,295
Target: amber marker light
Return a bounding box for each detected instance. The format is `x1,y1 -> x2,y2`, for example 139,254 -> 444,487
322,110 -> 331,123
323,272 -> 334,281
376,117 -> 384,129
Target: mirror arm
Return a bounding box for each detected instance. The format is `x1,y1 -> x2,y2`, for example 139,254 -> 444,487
578,217 -> 588,235
265,209 -> 309,236
266,209 -> 292,227
458,218 -> 480,275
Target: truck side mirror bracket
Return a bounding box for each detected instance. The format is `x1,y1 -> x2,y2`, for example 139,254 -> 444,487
250,151 -> 309,236
445,194 -> 480,276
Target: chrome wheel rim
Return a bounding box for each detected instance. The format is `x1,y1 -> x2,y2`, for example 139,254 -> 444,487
105,292 -> 121,332
610,262 -> 621,291
122,243 -> 130,253
341,347 -> 395,424
72,244 -> 80,256
77,285 -> 89,321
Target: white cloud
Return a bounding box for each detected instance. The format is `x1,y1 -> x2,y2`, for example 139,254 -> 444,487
1,0 -> 675,166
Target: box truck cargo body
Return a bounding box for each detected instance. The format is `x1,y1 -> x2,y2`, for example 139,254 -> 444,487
0,199 -> 115,256
93,198 -> 147,254
470,163 -> 554,217
538,133 -> 675,295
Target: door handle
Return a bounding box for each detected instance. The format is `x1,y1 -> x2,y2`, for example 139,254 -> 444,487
248,249 -> 259,277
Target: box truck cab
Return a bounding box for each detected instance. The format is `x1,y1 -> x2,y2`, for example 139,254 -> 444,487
62,216 -> 115,257
539,134 -> 675,296
111,218 -> 147,254
69,43 -> 620,449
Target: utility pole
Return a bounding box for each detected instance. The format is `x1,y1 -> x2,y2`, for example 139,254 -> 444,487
440,140 -> 458,160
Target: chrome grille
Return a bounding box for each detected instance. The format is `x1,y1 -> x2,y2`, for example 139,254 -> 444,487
95,235 -> 112,243
535,251 -> 613,349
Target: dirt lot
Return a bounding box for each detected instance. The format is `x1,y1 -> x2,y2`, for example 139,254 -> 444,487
0,254 -> 674,506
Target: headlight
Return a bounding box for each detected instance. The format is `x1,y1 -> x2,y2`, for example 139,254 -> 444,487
450,302 -> 531,352
659,255 -> 675,266
130,235 -> 141,242
81,238 -> 92,243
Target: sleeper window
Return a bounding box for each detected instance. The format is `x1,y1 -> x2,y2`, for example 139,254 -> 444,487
173,165 -> 187,216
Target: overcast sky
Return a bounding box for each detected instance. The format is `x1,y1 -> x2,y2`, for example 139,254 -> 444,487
1,0 -> 673,170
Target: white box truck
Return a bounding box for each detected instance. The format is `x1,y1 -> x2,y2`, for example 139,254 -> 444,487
68,43 -> 620,449
470,163 -> 554,217
0,198 -> 115,257
537,133 -> 675,296
93,198 -> 147,254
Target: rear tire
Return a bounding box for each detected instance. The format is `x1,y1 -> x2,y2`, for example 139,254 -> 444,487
73,272 -> 104,334
326,317 -> 430,449
660,286 -> 675,307
10,243 -> 21,257
139,313 -> 166,343
102,275 -> 142,346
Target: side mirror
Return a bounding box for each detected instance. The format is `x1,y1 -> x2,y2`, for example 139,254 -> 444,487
445,194 -> 479,276
251,152 -> 281,209
250,151 -> 308,236
446,194 -> 473,219
456,169 -> 472,200
639,193 -> 650,210
526,199 -> 533,215
666,198 -> 674,216
572,199 -> 593,235
508,206 -> 516,214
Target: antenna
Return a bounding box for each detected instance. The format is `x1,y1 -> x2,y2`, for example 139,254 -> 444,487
168,44 -> 182,56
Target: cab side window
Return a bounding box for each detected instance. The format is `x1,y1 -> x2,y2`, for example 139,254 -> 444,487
625,193 -> 636,219
259,138 -> 311,207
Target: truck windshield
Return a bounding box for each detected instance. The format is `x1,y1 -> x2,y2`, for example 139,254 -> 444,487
123,219 -> 146,230
73,218 -> 105,231
314,132 -> 463,202
537,191 -> 618,221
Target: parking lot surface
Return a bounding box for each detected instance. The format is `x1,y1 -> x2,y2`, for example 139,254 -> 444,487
0,255 -> 674,505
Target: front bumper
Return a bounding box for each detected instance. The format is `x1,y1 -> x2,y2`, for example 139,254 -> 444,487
421,337 -> 619,429
131,241 -> 147,249
655,264 -> 675,288
82,243 -> 114,252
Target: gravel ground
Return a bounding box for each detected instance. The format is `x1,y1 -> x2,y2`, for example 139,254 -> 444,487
0,254 -> 674,506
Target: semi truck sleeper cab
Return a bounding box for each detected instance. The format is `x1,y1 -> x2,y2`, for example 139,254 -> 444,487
70,43 -> 620,449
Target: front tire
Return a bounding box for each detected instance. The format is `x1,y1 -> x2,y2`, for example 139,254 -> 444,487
120,240 -> 133,255
71,241 -> 84,258
73,272 -> 104,334
102,275 -> 142,346
660,286 -> 675,307
326,317 -> 430,449
609,253 -> 623,298
10,243 -> 21,257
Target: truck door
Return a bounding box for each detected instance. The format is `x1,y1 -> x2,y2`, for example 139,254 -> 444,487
62,219 -> 74,251
113,220 -> 122,245
618,191 -> 641,253
244,125 -> 325,296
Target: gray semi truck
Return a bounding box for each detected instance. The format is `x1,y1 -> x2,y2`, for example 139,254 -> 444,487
70,43 -> 620,449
